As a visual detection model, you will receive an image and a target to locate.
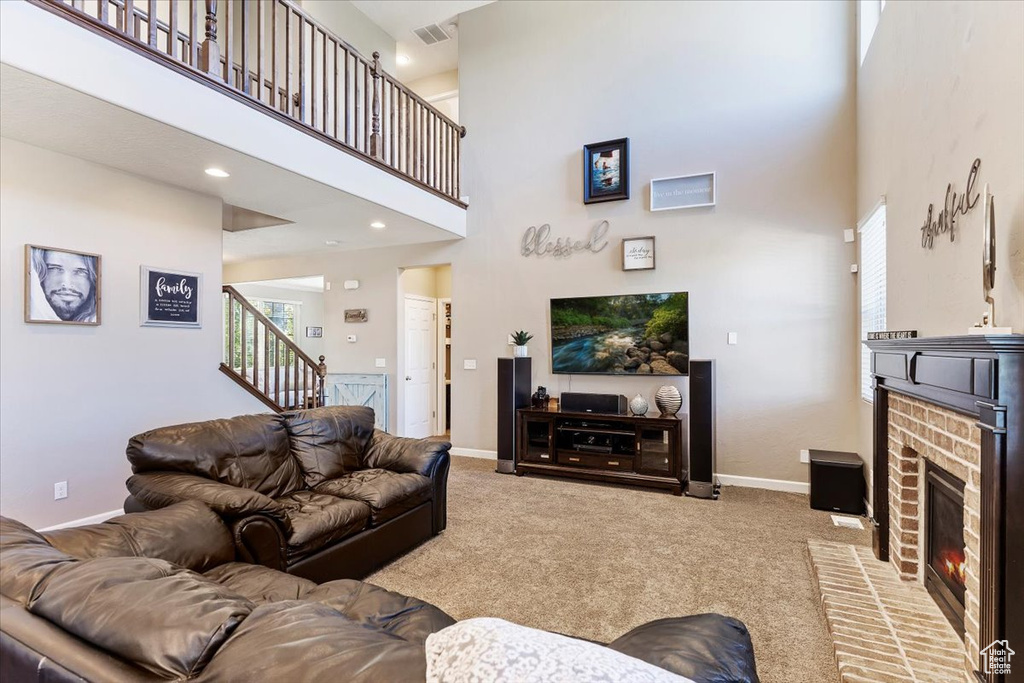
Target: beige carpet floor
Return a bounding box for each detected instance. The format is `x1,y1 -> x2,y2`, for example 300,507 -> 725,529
367,456 -> 870,683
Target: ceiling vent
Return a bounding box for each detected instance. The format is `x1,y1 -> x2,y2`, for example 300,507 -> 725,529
413,23 -> 451,46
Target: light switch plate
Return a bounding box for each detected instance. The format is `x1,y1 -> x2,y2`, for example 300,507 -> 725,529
800,449 -> 810,464
464,359 -> 477,370
727,332 -> 738,345
347,334 -> 357,343
507,334 -> 515,345
843,228 -> 855,243
375,358 -> 386,368
54,481 -> 68,500
850,264 -> 859,273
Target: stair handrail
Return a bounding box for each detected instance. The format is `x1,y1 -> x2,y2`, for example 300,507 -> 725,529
222,284 -> 326,411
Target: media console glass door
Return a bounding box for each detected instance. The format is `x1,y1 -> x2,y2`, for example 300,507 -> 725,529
638,427 -> 676,477
520,415 -> 553,463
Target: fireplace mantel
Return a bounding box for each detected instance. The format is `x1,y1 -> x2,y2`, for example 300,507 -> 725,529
866,334 -> 1023,682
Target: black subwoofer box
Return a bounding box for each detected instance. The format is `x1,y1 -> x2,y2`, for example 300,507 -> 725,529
809,449 -> 866,515
560,392 -> 627,414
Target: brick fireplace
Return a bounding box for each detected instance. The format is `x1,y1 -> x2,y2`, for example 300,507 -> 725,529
886,394 -> 981,672
865,335 -> 1024,683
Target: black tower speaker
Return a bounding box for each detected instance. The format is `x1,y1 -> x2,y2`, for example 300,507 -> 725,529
686,359 -> 718,499
496,357 -> 531,474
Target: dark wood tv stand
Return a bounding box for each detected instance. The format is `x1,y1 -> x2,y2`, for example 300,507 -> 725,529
515,407 -> 687,495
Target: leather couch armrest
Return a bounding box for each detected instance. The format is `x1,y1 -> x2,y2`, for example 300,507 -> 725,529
607,614 -> 759,683
126,472 -> 292,533
231,515 -> 287,572
362,430 -> 451,477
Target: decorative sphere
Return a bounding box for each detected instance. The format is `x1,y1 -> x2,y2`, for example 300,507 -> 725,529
629,393 -> 649,416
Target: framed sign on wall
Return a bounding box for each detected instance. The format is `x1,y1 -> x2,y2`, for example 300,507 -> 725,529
140,266 -> 201,328
650,172 -> 716,211
622,236 -> 656,271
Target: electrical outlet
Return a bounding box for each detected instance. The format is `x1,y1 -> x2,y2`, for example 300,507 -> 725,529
375,358 -> 386,368
507,334 -> 515,345
464,359 -> 477,370
800,449 -> 810,464
727,332 -> 738,345
54,481 -> 68,500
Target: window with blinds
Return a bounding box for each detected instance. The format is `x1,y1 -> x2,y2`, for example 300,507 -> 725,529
859,202 -> 886,402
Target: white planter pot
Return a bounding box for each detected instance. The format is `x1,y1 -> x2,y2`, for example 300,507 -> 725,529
514,345 -> 528,358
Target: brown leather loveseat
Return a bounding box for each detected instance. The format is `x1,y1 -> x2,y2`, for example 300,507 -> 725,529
0,502 -> 760,682
123,405 -> 449,582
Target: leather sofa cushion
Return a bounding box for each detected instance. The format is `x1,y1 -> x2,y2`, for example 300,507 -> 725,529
29,557 -> 254,679
43,501 -> 234,572
283,406 -> 375,487
126,413 -> 304,498
0,517 -> 74,604
194,601 -> 430,683
276,491 -> 370,560
607,614 -> 759,683
204,562 -> 317,603
304,579 -> 456,645
315,469 -> 432,525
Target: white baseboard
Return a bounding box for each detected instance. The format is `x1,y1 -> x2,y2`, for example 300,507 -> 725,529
37,508 -> 122,532
450,447 -> 497,460
716,473 -> 809,495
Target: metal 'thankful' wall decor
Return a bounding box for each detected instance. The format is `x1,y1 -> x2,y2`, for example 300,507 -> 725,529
521,220 -> 610,258
920,158 -> 981,249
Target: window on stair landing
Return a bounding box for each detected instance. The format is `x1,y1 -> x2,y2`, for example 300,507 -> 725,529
252,299 -> 300,341
859,201 -> 886,402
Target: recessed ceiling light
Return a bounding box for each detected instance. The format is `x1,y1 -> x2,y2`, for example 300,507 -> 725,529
325,239 -> 341,246
397,54 -> 411,66
205,168 -> 230,178
370,221 -> 386,229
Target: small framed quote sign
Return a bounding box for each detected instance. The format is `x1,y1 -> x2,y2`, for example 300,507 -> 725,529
140,266 -> 201,328
622,236 -> 656,271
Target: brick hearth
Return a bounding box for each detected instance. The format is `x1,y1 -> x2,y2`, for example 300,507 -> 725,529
809,540 -> 970,683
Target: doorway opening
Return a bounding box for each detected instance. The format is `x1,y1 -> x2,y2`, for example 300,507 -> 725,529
398,265 -> 451,438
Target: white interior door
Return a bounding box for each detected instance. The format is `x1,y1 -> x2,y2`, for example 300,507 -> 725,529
404,296 -> 435,438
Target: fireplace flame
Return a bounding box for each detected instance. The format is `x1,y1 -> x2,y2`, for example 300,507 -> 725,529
940,551 -> 966,585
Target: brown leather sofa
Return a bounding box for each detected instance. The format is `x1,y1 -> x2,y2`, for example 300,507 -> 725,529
0,503 -> 760,682
123,405 -> 449,582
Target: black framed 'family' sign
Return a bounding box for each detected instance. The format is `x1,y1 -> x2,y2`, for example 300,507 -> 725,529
140,266 -> 202,328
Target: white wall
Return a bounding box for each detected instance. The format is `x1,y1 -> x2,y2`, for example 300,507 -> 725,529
231,282 -> 326,360
0,139 -> 264,528
227,0 -> 859,484
857,0 -> 1024,500
299,0 -> 397,74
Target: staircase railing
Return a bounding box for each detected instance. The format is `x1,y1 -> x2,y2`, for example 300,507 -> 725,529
221,284 -> 326,412
32,0 -> 466,206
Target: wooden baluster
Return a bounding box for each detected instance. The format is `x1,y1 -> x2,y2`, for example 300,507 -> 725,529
188,0 -> 197,66
389,82 -> 396,168
256,0 -> 264,101
285,8 -> 291,114
284,344 -> 290,409
299,16 -> 307,123
369,53 -> 381,158
411,101 -> 418,180
310,28 -> 318,128
458,125 -> 465,199
198,0 -> 219,75
125,0 -> 135,38
317,355 -> 327,407
292,350 -> 299,409
240,307 -> 248,381
229,298 -> 237,369
147,0 -> 157,47
240,0 -> 250,93
167,0 -> 177,58
364,61 -> 371,153
224,0 -> 233,84
252,320 -> 259,387
333,40 -> 339,139
270,1 -> 277,109
353,56 -> 361,148
274,336 -> 280,404
99,0 -> 108,23
322,30 -> 328,133
263,323 -> 269,400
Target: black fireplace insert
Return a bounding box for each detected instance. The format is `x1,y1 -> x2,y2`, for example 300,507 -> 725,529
925,460 -> 966,638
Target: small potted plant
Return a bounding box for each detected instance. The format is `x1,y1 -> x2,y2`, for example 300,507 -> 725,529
511,330 -> 533,358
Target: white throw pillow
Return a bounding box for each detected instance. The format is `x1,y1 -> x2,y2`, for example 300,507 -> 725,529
425,617 -> 694,683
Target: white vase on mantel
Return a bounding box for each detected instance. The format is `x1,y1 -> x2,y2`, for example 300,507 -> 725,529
514,345 -> 528,358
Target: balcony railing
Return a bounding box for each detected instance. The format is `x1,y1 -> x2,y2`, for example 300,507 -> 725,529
32,0 -> 466,205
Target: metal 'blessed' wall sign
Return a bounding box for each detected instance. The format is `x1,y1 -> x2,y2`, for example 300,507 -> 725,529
920,158 -> 981,249
521,220 -> 610,258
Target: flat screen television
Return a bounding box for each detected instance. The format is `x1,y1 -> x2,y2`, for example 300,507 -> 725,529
550,292 -> 688,375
